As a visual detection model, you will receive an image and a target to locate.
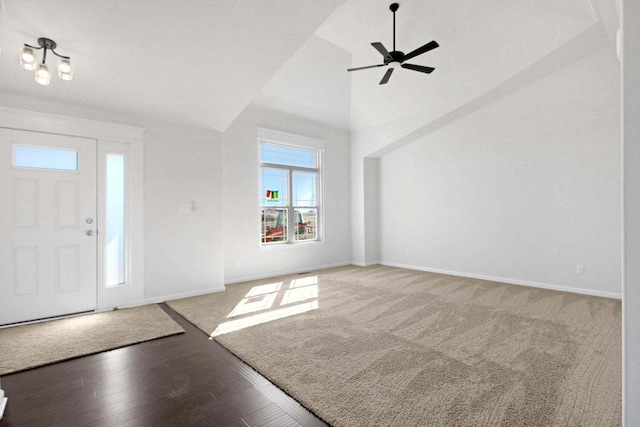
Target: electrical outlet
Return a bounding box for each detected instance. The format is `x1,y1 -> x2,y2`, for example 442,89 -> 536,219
576,265 -> 585,275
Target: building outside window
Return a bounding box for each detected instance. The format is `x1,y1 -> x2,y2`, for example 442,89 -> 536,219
260,140 -> 321,245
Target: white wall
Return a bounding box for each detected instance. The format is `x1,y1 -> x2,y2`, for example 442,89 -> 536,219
351,143 -> 382,266
623,0 -> 640,422
252,35 -> 352,131
0,94 -> 226,303
0,96 -> 349,303
350,144 -> 367,265
223,105 -> 351,283
363,158 -> 380,265
143,121 -> 225,299
378,46 -> 621,297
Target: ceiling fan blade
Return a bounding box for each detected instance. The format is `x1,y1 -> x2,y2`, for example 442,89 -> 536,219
371,42 -> 392,61
379,68 -> 394,85
402,40 -> 439,62
347,64 -> 386,72
401,63 -> 435,74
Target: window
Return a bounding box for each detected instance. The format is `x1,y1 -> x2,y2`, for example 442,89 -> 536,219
260,141 -> 321,245
105,154 -> 126,287
14,145 -> 78,171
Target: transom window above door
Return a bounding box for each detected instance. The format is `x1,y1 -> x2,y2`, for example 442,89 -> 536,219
13,144 -> 78,171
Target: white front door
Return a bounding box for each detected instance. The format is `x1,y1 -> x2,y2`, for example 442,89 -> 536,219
0,128 -> 97,325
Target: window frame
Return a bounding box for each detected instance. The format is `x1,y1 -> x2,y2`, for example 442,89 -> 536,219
258,129 -> 324,247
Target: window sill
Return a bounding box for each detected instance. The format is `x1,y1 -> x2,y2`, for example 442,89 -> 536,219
259,240 -> 324,251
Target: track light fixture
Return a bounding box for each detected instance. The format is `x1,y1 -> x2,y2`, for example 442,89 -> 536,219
20,38 -> 74,85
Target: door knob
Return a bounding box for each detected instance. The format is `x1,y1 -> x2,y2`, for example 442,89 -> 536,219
86,230 -> 94,236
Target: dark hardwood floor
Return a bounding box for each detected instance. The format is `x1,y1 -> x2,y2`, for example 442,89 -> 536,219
0,304 -> 328,427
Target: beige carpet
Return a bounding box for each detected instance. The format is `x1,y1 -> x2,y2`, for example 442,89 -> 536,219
0,304 -> 184,375
167,265 -> 621,427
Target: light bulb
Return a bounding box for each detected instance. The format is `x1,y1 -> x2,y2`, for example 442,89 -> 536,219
389,61 -> 401,69
58,59 -> 74,80
20,46 -> 37,70
34,63 -> 51,85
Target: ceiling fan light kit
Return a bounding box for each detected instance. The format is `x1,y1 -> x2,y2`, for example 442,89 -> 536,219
348,2 -> 439,85
19,38 -> 74,85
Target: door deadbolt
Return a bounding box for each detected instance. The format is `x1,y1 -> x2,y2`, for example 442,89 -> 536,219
86,218 -> 94,224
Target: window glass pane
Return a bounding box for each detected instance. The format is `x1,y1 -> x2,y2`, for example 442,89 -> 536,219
259,139 -> 320,245
106,154 -> 125,287
261,167 -> 288,206
260,143 -> 317,168
292,171 -> 317,207
14,145 -> 78,171
294,208 -> 317,241
262,207 -> 288,244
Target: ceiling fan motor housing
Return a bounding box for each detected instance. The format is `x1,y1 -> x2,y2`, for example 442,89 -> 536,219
385,51 -> 405,64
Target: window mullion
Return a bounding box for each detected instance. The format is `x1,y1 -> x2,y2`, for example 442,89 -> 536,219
287,168 -> 294,243
261,162 -> 317,173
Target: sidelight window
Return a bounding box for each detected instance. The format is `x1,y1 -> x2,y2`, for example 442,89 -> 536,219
105,154 -> 125,287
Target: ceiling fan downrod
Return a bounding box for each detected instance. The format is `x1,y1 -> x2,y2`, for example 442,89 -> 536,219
391,3 -> 398,52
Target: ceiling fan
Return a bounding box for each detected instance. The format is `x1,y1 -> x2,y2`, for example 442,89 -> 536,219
347,2 -> 439,85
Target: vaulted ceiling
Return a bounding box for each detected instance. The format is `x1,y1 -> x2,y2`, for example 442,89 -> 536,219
0,0 -> 347,131
0,0 -> 620,134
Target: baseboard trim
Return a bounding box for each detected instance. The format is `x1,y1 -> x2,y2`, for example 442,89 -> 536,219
380,262 -> 622,299
143,286 -> 227,305
351,261 -> 381,267
225,262 -> 352,285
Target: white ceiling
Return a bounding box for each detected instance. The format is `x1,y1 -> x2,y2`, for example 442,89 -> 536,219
316,0 -> 602,131
251,35 -> 352,131
0,0 -> 619,134
0,0 -> 347,131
